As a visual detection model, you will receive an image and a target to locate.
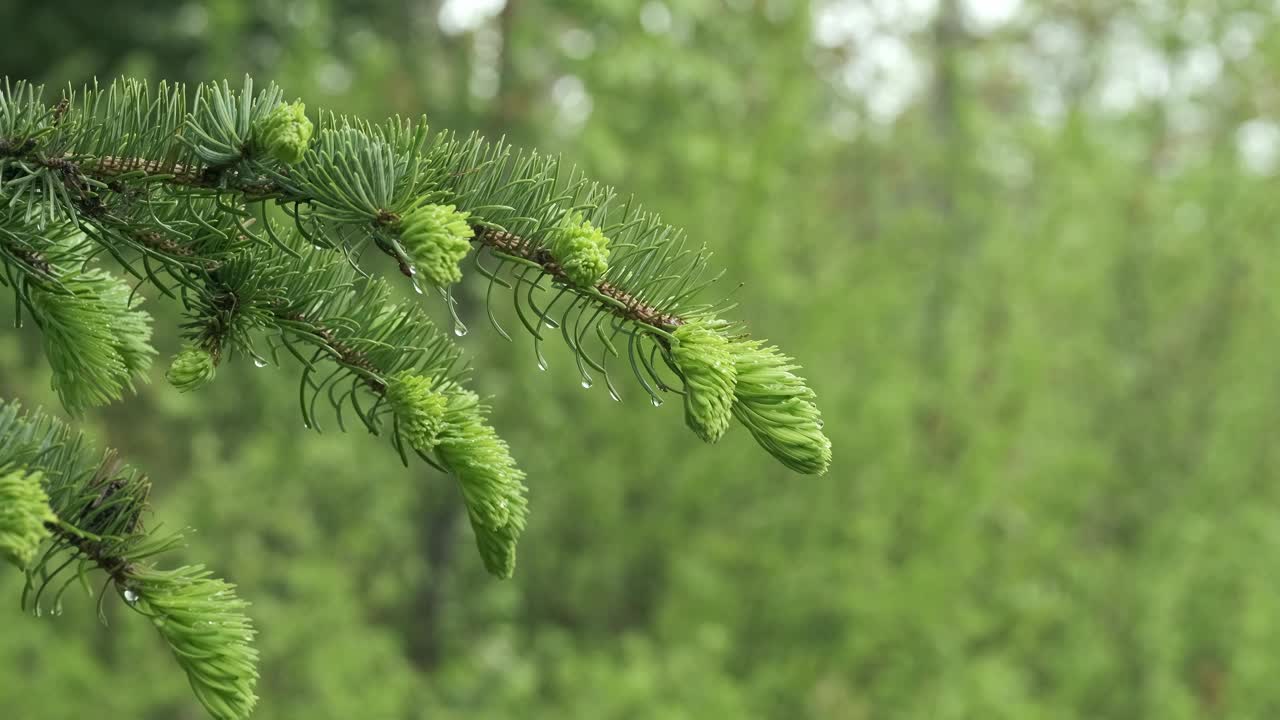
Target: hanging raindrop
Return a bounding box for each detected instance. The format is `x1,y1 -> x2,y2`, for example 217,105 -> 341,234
581,378 -> 593,389
651,395 -> 664,407
253,356 -> 268,368
123,588 -> 139,604
454,321 -> 468,337
608,386 -> 621,402
536,356 -> 548,371
411,277 -> 425,295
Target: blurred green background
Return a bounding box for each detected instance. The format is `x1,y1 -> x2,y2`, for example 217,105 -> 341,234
5,0 -> 1280,717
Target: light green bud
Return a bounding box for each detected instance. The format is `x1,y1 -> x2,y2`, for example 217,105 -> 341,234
435,390 -> 528,579
0,470 -> 55,571
671,319 -> 737,443
131,565 -> 258,720
400,204 -> 474,288
549,213 -> 609,287
255,100 -> 313,165
730,340 -> 831,475
387,372 -> 448,452
468,510 -> 522,579
166,346 -> 216,393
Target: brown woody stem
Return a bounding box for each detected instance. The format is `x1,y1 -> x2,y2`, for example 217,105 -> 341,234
472,226 -> 684,330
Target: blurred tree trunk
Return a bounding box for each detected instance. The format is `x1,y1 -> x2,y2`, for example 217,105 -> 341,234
916,0 -> 972,460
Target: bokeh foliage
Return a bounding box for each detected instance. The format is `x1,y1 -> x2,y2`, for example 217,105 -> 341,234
5,0 -> 1280,718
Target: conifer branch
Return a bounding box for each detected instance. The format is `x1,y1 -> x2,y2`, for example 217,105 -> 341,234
1,70 -> 828,552
0,402 -> 258,720
11,151 -> 691,333
0,74 -> 831,718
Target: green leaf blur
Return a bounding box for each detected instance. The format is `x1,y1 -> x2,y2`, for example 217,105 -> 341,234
2,0 -> 1279,718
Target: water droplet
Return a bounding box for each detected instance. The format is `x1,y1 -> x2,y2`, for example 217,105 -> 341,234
123,589 -> 139,604
581,378 -> 593,389
453,322 -> 468,337
608,387 -> 621,402
253,356 -> 268,368
651,396 -> 664,407
816,418 -> 824,429
543,318 -> 560,329
411,278 -> 425,295
536,356 -> 548,371
51,602 -> 63,616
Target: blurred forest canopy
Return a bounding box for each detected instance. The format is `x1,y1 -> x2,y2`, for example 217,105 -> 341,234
4,0 -> 1280,718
